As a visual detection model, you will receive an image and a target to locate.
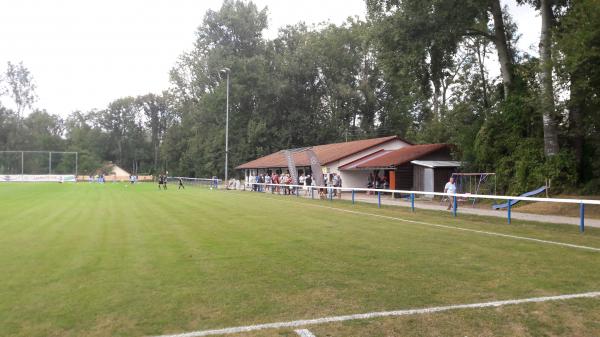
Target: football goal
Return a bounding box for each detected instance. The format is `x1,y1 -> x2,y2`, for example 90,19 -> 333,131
0,150 -> 78,182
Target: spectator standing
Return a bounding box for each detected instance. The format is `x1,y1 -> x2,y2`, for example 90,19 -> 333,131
299,173 -> 305,194
248,174 -> 255,191
444,177 -> 457,210
271,173 -> 278,193
332,173 -> 339,197
305,174 -> 312,196
259,174 -> 265,192
255,174 -> 260,192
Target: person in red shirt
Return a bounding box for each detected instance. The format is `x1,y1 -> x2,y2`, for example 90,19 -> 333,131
272,173 -> 279,193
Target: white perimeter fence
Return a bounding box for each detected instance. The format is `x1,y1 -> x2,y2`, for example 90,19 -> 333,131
1,174 -> 76,182
240,182 -> 600,233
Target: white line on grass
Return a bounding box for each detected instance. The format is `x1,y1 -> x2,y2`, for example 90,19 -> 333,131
294,329 -> 317,337
311,203 -> 600,253
151,291 -> 600,337
251,194 -> 600,253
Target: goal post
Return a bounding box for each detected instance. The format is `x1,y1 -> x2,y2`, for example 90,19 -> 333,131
0,151 -> 78,182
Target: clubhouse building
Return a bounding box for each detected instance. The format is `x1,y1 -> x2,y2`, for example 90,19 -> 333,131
236,136 -> 460,193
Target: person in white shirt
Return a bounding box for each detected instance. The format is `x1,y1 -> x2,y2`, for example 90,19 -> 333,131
298,173 -> 305,195
444,177 -> 457,210
248,175 -> 255,191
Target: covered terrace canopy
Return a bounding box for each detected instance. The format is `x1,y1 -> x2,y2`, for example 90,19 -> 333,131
338,143 -> 452,170
338,143 -> 458,192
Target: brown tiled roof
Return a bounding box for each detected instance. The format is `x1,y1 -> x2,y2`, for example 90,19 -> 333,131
339,143 -> 450,169
235,150 -> 310,170
236,136 -> 402,169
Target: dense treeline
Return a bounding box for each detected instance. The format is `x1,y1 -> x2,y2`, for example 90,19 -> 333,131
0,0 -> 598,193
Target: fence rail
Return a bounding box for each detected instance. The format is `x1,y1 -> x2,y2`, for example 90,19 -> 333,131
242,182 -> 598,232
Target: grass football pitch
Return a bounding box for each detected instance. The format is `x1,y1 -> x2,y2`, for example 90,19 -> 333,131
1,183 -> 600,337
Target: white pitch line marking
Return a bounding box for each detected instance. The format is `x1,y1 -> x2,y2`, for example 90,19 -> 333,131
310,203 -> 600,253
151,291 -> 600,337
294,329 -> 317,337
248,193 -> 600,253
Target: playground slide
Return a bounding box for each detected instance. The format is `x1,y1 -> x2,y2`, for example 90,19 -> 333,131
492,186 -> 547,210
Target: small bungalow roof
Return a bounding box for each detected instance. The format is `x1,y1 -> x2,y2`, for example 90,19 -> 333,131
410,160 -> 461,168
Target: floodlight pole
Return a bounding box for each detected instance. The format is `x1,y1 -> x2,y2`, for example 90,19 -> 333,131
221,67 -> 230,183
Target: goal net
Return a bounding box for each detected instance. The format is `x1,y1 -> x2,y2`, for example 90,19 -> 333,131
0,151 -> 78,182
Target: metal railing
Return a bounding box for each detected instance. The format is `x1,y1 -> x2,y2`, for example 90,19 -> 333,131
241,182 -> 600,233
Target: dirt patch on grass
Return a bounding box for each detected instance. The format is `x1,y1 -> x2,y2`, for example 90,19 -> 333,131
85,315 -> 138,337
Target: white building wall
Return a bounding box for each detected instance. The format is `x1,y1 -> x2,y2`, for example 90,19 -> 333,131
342,170 -> 371,189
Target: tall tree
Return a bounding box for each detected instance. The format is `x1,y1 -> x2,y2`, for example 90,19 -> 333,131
64,111 -> 109,174
98,97 -> 140,166
517,0 -> 564,156
555,0 -> 600,184
538,0 -> 560,156
167,0 -> 270,177
489,0 -> 515,97
136,93 -> 171,172
3,61 -> 37,117
22,110 -> 64,150
367,0 -> 484,140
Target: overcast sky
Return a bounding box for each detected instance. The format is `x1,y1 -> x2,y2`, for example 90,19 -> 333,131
0,0 -> 540,117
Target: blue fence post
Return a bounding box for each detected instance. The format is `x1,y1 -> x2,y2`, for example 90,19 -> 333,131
329,187 -> 333,201
411,193 -> 415,212
580,203 -> 585,233
507,199 -> 512,224
378,191 -> 381,208
452,193 -> 457,217
311,187 -> 314,199
352,189 -> 355,204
